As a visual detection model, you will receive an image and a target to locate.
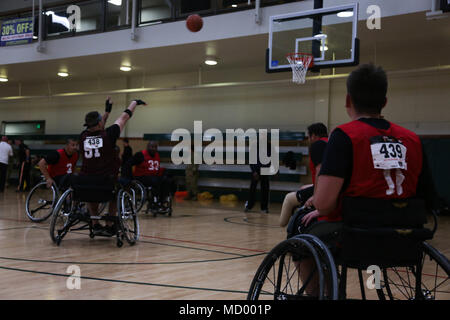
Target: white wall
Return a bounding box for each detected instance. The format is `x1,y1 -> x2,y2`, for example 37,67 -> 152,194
1,66 -> 450,137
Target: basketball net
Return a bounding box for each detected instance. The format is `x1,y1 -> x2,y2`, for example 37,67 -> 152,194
286,53 -> 314,84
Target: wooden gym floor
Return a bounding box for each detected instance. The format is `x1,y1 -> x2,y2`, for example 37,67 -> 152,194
0,188 -> 448,300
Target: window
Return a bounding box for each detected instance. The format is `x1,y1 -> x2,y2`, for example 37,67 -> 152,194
1,121 -> 45,135
140,0 -> 172,24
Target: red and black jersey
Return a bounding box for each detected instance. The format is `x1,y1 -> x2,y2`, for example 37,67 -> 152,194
47,149 -> 79,178
321,119 -> 423,222
309,137 -> 328,184
133,150 -> 161,176
79,124 -> 120,176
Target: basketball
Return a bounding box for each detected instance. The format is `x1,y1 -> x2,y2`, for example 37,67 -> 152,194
186,14 -> 203,32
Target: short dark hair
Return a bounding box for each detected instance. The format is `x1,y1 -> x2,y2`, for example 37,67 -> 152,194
307,123 -> 328,138
123,138 -> 129,143
347,63 -> 388,115
84,111 -> 102,128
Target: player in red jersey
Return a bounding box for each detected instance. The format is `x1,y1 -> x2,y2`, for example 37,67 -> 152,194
38,138 -> 79,189
79,98 -> 146,234
297,64 -> 437,296
302,64 -> 436,228
124,141 -> 172,210
279,123 -> 328,229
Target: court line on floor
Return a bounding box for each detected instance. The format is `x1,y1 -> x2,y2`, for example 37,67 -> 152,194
0,251 -> 265,266
0,264 -> 249,295
224,215 -> 280,228
0,217 -> 269,254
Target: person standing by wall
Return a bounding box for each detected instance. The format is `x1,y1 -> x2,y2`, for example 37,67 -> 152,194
0,136 -> 13,192
185,143 -> 199,200
15,139 -> 31,192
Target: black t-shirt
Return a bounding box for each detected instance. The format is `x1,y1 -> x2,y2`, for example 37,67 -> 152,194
122,146 -> 133,165
123,151 -> 146,178
319,118 -> 438,209
18,143 -> 30,163
310,140 -> 327,167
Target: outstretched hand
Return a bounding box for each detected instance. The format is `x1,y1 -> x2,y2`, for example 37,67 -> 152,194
133,99 -> 147,106
105,96 -> 113,113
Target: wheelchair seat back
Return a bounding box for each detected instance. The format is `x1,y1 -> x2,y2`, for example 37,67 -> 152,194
340,197 -> 433,269
71,175 -> 115,203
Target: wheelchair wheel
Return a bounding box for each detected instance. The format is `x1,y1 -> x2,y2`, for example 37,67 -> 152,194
378,242 -> 450,300
49,189 -> 74,244
25,181 -> 58,222
117,189 -> 139,245
129,180 -> 146,213
247,235 -> 338,300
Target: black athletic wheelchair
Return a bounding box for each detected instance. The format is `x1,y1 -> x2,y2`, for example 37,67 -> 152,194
26,176 -> 107,223
248,197 -> 450,300
129,179 -> 173,217
49,175 -> 139,248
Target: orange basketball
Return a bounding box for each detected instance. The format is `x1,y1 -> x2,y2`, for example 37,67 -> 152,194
186,14 -> 203,32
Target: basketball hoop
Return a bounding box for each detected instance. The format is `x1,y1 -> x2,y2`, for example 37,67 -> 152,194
286,53 -> 314,84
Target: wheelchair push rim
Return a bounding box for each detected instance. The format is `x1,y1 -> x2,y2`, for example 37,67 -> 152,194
49,188 -> 75,244
117,189 -> 140,245
26,181 -> 58,222
247,235 -> 338,300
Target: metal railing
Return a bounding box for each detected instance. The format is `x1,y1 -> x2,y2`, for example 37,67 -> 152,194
0,0 -> 302,45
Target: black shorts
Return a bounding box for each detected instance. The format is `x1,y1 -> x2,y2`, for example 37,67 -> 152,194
71,175 -> 116,203
296,185 -> 314,204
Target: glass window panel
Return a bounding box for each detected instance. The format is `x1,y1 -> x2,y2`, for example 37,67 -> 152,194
107,0 -> 132,29
140,0 -> 172,24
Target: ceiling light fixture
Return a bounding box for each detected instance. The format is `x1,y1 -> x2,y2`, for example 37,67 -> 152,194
120,66 -> 132,72
0,77 -> 8,82
231,4 -> 238,8
204,57 -> 218,66
108,0 -> 122,6
58,72 -> 69,77
337,11 -> 354,18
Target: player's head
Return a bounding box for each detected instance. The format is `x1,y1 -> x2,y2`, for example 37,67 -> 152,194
1,136 -> 7,142
84,111 -> 103,130
65,138 -> 78,155
346,63 -> 388,118
307,123 -> 328,143
147,141 -> 158,156
123,138 -> 129,146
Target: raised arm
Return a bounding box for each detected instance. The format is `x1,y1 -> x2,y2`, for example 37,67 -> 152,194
114,99 -> 147,132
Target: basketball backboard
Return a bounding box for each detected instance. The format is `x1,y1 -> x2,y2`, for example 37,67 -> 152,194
267,3 -> 359,73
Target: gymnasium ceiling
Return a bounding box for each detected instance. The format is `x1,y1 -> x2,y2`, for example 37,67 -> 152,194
0,11 -> 449,88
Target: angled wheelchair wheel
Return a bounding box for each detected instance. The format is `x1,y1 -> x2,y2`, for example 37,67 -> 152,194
49,189 -> 74,244
247,235 -> 338,300
25,181 -> 58,222
129,180 -> 146,213
117,189 -> 139,245
378,242 -> 450,300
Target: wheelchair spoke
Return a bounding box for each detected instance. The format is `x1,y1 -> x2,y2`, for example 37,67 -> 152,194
30,203 -> 51,214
